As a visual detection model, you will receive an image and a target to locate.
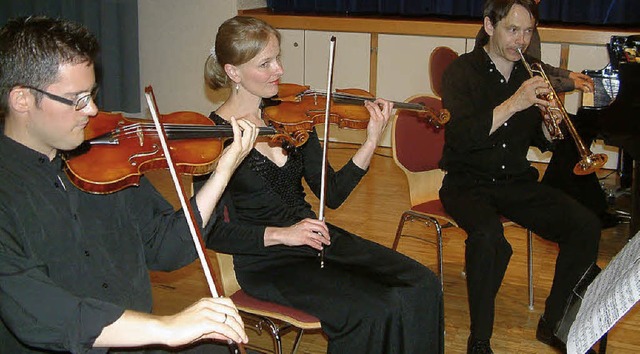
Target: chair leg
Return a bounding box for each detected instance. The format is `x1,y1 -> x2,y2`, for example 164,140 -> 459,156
527,229 -> 534,311
393,210 -> 444,291
391,211 -> 411,250
435,220 -> 444,291
290,329 -> 305,354
261,317 -> 284,354
241,313 -> 287,354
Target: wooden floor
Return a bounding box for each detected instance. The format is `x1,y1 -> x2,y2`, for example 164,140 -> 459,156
148,143 -> 639,354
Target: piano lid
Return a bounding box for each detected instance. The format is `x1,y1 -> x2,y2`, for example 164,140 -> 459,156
579,35 -> 640,160
582,35 -> 639,108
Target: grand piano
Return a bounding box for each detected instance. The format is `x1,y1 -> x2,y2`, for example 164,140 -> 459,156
580,35 -> 640,235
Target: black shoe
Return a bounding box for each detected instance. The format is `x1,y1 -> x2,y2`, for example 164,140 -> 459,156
467,336 -> 493,354
599,211 -> 620,229
537,316 -> 567,352
536,316 -> 596,354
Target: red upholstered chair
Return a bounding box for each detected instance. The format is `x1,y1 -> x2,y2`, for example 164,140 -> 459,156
215,251 -> 322,354
429,46 -> 459,98
391,95 -> 534,310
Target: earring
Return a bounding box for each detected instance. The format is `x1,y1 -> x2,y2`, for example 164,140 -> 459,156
235,83 -> 239,94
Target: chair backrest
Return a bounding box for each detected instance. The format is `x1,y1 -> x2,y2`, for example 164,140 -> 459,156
214,252 -> 242,296
429,46 -> 459,98
391,94 -> 447,207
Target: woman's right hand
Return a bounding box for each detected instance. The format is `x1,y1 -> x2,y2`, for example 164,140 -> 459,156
264,218 -> 331,251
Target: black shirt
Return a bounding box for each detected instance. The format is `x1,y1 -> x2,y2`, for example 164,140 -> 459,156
204,113 -> 367,272
439,46 -> 552,182
0,135 -> 208,353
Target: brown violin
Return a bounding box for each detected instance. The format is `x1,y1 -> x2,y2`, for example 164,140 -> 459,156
64,110 -> 296,194
264,83 -> 450,136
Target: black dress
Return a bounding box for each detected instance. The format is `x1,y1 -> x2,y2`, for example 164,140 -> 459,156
202,113 -> 444,354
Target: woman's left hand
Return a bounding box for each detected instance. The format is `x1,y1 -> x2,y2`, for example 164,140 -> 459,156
215,117 -> 258,176
363,98 -> 393,145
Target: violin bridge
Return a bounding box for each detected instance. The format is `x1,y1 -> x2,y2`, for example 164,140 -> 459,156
136,126 -> 144,146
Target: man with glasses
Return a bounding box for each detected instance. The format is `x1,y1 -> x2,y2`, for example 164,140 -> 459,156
20,85 -> 99,111
0,16 -> 256,353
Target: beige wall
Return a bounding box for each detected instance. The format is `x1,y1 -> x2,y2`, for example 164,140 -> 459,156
238,0 -> 267,9
137,1 -> 236,116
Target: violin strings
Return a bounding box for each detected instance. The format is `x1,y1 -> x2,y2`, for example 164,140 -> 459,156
302,89 -> 424,110
103,123 -> 275,142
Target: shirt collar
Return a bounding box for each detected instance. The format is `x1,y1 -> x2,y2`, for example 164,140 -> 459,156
472,45 -> 523,75
0,135 -> 65,171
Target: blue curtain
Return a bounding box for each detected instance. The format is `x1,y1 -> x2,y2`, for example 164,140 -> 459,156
267,0 -> 640,25
0,0 -> 140,113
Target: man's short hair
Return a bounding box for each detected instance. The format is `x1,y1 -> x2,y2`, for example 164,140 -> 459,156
483,0 -> 539,27
0,16 -> 99,116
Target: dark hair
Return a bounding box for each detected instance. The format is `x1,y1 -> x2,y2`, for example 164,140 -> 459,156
477,0 -> 539,47
204,16 -> 281,90
483,0 -> 539,26
0,16 -> 99,116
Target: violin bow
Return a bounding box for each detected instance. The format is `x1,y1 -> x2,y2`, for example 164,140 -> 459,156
318,36 -> 337,268
143,86 -> 246,354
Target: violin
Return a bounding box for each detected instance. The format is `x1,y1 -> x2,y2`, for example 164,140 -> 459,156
64,110 -> 295,194
263,83 -> 450,133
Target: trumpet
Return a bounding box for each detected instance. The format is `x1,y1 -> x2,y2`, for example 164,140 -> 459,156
517,48 -> 607,175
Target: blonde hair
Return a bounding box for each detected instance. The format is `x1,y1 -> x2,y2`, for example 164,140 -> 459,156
205,16 -> 280,90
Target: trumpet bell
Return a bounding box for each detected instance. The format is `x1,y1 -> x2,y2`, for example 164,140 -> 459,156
573,153 -> 608,175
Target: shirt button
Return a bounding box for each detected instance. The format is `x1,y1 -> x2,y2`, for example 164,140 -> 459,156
102,283 -> 109,289
501,165 -> 506,169
503,122 -> 508,127
502,143 -> 507,148
73,214 -> 78,220
500,79 -> 505,83
84,250 -> 90,256
489,68 -> 494,72
54,182 -> 59,188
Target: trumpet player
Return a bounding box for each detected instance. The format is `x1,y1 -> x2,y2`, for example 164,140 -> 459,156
439,0 -> 601,353
476,0 -> 615,229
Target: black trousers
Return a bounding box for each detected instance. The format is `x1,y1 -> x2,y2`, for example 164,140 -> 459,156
542,114 -> 608,218
440,173 -> 601,340
237,224 -> 444,354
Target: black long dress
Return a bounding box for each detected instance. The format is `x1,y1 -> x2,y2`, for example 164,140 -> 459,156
202,113 -> 444,354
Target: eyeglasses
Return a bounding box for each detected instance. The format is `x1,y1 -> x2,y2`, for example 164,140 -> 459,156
23,85 -> 98,111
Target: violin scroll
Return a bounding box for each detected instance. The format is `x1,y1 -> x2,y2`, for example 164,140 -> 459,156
399,105 -> 450,129
396,95 -> 451,129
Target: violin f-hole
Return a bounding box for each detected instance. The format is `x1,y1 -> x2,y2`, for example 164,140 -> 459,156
128,144 -> 160,166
